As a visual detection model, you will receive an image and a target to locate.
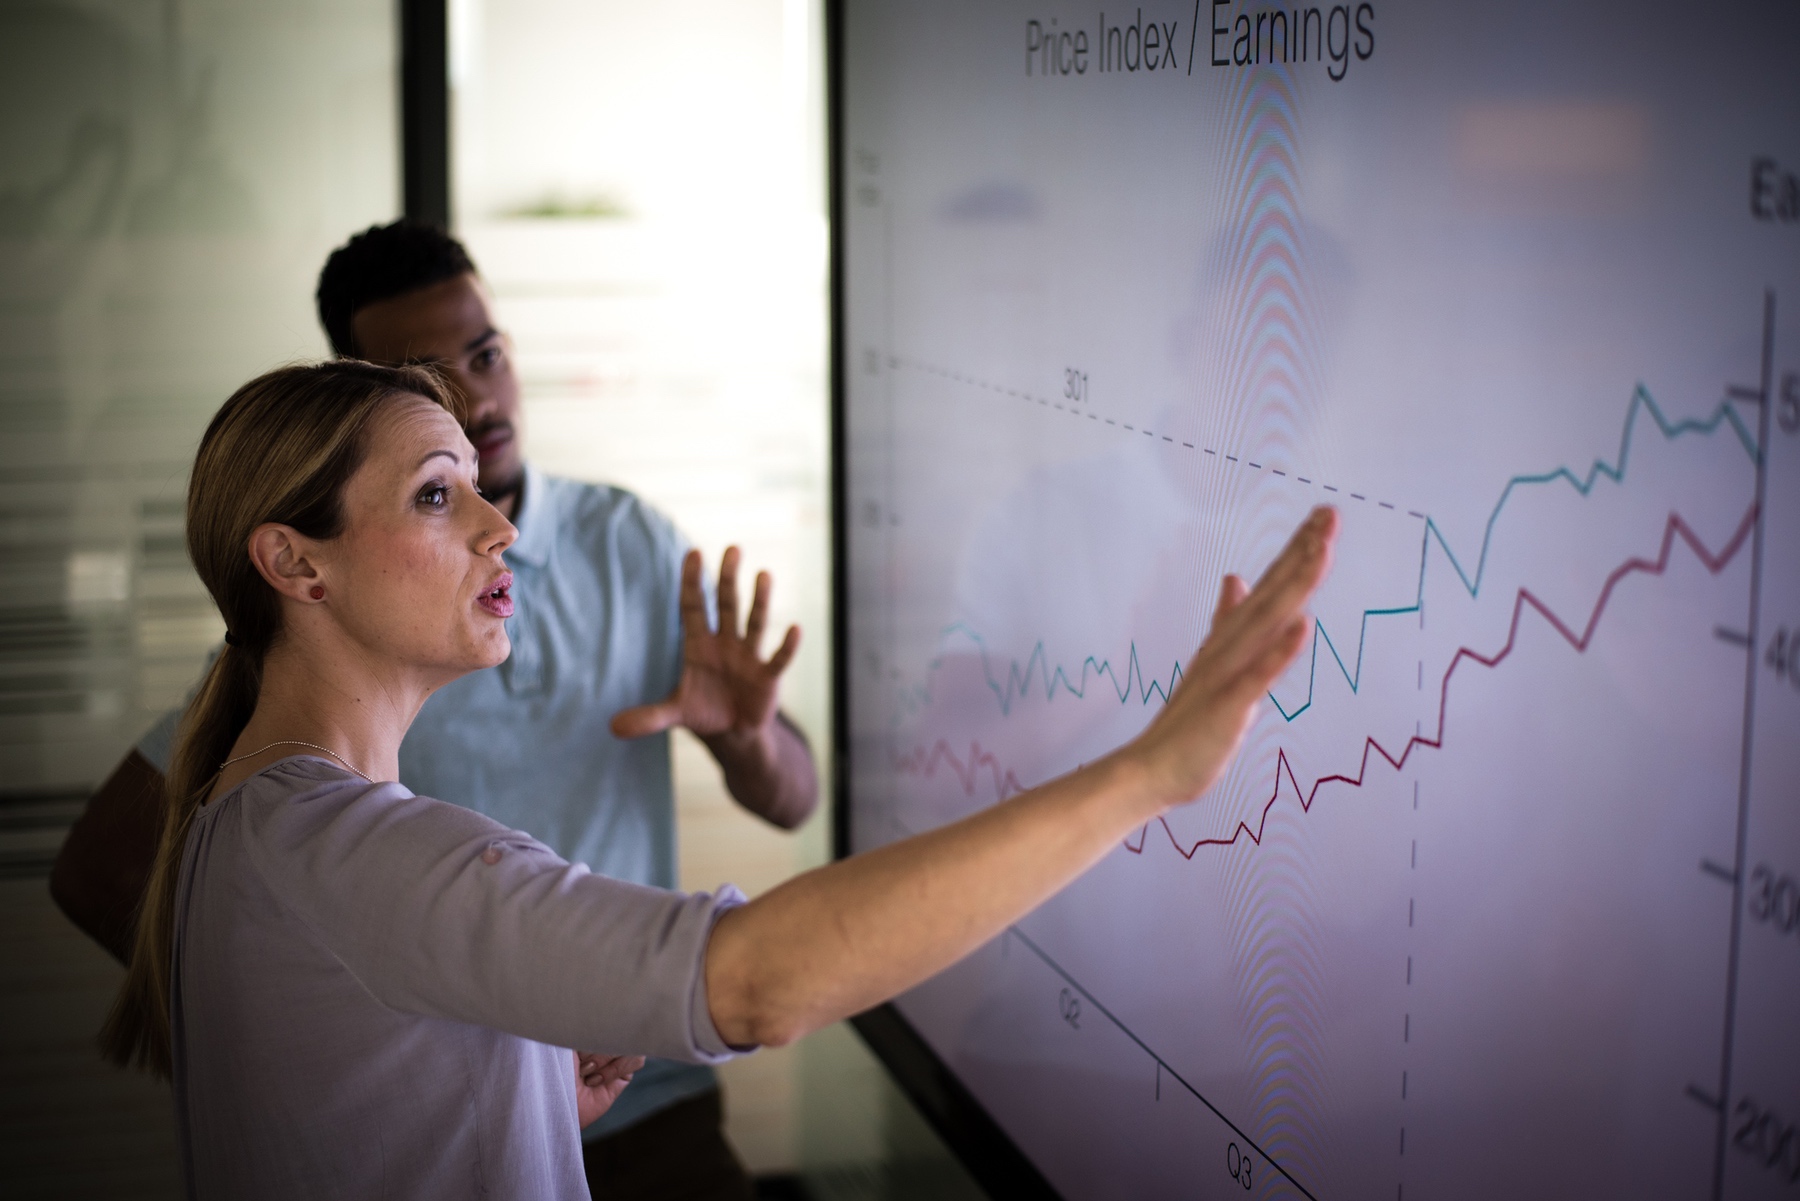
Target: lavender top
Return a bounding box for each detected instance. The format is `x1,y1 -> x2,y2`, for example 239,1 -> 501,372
169,757 -> 744,1200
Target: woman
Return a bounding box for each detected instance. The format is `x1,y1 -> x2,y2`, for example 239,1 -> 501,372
103,360 -> 1336,1197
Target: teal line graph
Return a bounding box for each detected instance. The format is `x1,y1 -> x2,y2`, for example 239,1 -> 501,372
902,384 -> 1759,724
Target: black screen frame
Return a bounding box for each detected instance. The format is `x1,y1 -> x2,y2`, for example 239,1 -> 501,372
825,3 -> 1059,1196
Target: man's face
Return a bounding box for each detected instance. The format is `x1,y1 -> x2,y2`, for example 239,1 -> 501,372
349,273 -> 525,501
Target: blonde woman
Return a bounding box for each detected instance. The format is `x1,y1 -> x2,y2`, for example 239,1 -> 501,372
105,360 -> 1336,1198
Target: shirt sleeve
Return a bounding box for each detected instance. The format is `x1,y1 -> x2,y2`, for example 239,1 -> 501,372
135,708 -> 181,774
137,646 -> 223,773
239,765 -> 747,1064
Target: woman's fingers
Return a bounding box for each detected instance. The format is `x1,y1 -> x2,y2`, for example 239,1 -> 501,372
1209,574 -> 1249,635
1222,612 -> 1313,711
1203,508 -> 1335,679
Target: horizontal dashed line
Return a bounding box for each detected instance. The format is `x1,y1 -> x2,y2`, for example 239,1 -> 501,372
1247,461 -> 1262,469
1226,455 -> 1239,462
1351,492 -> 1366,500
1379,501 -> 1395,510
1272,469 -> 1286,476
1323,485 -> 1339,492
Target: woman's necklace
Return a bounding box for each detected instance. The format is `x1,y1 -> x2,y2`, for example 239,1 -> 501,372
220,740 -> 372,783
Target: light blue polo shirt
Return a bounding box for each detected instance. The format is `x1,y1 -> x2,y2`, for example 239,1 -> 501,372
139,465 -> 718,1139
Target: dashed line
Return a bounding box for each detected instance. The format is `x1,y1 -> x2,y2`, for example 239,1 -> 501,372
896,356 -> 1423,521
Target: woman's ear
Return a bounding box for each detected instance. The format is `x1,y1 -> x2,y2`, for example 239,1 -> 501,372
246,524 -> 325,604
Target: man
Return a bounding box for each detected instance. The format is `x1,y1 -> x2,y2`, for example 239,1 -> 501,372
50,219 -> 818,1201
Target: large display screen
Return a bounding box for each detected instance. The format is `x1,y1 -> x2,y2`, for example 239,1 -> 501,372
833,1 -> 1800,1197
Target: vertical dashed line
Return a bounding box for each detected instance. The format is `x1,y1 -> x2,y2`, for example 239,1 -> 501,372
1401,775 -> 1420,1194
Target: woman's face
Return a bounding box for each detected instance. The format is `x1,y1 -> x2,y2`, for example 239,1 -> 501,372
319,396 -> 517,682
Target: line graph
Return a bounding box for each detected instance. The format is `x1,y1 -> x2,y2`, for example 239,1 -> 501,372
896,504 -> 1758,858
898,385 -> 1758,729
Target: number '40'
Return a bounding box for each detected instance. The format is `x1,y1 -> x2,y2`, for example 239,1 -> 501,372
1766,626 -> 1800,691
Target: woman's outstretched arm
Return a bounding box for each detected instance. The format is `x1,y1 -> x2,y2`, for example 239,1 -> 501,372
704,506 -> 1338,1048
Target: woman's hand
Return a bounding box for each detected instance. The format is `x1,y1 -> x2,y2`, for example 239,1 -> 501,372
573,1051 -> 645,1128
1122,505 -> 1338,816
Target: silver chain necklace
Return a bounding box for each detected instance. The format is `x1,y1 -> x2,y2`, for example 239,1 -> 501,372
220,739 -> 372,783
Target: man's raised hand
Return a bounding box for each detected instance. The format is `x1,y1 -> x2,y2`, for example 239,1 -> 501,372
611,547 -> 800,742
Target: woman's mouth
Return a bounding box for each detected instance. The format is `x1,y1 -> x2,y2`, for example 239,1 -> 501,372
477,572 -> 514,619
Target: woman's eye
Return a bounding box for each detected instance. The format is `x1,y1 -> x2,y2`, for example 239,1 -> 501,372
418,483 -> 449,508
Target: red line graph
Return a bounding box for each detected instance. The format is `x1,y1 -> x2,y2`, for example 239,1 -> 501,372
892,739 -> 1027,801
894,505 -> 1758,857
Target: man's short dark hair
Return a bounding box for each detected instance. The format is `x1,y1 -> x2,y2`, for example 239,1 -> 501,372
316,220 -> 477,357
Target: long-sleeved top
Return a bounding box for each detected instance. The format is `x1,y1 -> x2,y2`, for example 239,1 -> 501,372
170,756 -> 743,1200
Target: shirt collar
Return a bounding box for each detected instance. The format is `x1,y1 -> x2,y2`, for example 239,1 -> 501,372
504,463 -> 553,568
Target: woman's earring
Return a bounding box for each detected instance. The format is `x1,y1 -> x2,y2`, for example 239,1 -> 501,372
310,586 -> 325,601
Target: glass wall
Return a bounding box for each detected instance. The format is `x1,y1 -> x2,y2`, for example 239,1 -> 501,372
0,0 -> 396,815
0,2 -> 395,1193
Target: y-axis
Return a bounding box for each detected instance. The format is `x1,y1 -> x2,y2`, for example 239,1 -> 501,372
1712,289 -> 1775,1200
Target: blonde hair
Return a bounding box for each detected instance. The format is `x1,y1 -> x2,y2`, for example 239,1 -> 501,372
101,360 -> 459,1077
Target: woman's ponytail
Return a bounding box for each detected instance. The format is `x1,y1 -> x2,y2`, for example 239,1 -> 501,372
99,644 -> 261,1075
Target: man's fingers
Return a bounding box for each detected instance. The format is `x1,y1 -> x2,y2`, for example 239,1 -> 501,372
581,1054 -> 645,1085
1209,574 -> 1248,635
766,625 -> 801,677
610,699 -> 684,740
716,546 -> 742,638
744,571 -> 772,653
679,550 -> 711,639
